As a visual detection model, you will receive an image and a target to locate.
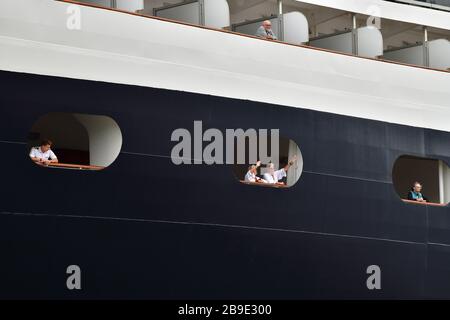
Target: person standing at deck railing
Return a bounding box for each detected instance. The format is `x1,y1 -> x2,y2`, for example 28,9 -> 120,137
256,20 -> 277,40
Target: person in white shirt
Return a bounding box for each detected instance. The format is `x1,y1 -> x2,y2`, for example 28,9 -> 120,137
263,157 -> 297,185
29,139 -> 58,165
244,160 -> 267,183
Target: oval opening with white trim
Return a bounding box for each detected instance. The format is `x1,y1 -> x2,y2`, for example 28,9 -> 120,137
233,135 -> 303,188
393,155 -> 450,206
28,112 -> 122,170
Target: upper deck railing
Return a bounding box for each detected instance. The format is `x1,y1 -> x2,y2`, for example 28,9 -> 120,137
387,0 -> 450,12
56,0 -> 450,74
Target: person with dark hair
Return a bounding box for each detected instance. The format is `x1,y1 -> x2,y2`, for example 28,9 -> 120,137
29,139 -> 58,165
407,181 -> 428,203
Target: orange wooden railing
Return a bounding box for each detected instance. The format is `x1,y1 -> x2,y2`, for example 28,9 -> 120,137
402,199 -> 447,207
40,162 -> 105,170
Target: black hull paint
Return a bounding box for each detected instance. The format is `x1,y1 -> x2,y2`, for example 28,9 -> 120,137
1,70 -> 450,299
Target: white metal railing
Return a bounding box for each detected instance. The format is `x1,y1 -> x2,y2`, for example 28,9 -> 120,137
77,0 -> 144,11
388,0 -> 450,12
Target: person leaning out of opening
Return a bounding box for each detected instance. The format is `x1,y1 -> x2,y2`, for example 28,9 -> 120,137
244,160 -> 267,183
29,139 -> 58,166
263,156 -> 297,185
407,181 -> 428,203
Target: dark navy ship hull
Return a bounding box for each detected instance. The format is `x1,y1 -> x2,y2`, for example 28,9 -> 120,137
1,70 -> 450,299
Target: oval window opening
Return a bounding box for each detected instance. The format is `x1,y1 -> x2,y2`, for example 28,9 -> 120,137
393,155 -> 449,206
28,112 -> 122,170
233,135 -> 303,188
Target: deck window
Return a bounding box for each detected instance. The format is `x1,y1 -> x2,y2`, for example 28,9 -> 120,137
393,155 -> 450,206
28,113 -> 122,170
233,136 -> 303,188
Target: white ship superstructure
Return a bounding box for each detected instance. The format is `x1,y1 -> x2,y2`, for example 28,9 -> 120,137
0,0 -> 449,131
